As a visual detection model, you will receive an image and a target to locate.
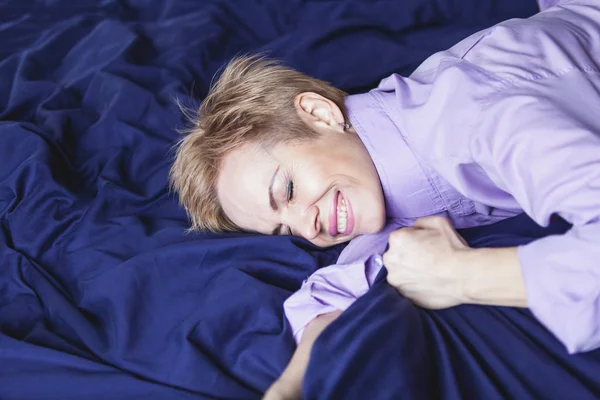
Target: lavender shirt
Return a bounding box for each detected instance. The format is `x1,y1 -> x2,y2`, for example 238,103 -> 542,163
284,0 -> 600,354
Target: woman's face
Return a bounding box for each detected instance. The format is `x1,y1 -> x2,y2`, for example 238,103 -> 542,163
217,93 -> 386,247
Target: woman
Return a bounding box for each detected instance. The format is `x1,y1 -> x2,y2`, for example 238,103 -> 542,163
170,0 -> 600,398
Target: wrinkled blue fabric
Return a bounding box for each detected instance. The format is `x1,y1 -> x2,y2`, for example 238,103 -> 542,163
2,0 -> 583,399
306,215 -> 600,399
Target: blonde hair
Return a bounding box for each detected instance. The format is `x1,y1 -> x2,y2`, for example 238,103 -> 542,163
169,55 -> 348,232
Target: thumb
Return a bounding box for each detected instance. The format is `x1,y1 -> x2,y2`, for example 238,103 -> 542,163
414,216 -> 469,247
413,216 -> 450,230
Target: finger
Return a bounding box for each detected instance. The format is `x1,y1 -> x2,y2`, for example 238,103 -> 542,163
386,273 -> 410,289
382,252 -> 399,270
416,216 -> 469,247
382,252 -> 390,268
388,227 -> 417,245
437,220 -> 469,248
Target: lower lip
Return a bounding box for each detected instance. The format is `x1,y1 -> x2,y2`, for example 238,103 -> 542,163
329,190 -> 354,237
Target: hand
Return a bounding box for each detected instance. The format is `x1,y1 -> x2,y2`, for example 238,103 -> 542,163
383,216 -> 470,309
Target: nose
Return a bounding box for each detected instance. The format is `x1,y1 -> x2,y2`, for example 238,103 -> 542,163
284,204 -> 320,240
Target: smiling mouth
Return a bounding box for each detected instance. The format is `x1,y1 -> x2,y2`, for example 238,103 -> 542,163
328,190 -> 354,237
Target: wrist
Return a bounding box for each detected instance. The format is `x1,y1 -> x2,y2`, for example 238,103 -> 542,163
454,248 -> 479,304
457,247 -> 527,307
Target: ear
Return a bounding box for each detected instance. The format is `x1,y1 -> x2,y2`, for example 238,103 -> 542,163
294,92 -> 346,132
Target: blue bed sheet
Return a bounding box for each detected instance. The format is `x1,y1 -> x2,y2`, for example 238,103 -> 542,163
4,0 -> 593,399
305,215 -> 600,399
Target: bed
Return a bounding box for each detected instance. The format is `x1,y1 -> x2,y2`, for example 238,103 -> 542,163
1,0 -> 599,399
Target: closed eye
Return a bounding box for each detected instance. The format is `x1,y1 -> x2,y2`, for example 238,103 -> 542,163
286,180 -> 294,202
273,171 -> 295,236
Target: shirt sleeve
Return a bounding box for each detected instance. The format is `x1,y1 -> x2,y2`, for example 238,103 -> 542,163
537,0 -> 563,11
283,224 -> 400,343
283,255 -> 382,343
471,69 -> 600,353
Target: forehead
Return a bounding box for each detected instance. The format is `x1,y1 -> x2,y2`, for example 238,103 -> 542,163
217,143 -> 278,232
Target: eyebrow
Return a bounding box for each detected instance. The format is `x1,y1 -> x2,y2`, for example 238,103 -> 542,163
268,166 -> 284,236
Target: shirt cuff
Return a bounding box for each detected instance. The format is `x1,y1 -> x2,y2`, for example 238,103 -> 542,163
518,231 -> 600,354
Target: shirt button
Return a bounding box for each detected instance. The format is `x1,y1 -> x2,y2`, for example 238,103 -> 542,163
374,255 -> 383,267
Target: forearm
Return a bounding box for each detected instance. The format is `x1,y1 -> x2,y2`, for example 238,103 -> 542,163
460,247 -> 528,308
264,311 -> 341,399
277,311 -> 341,390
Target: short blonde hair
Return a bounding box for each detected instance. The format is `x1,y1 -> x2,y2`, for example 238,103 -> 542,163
169,55 -> 348,232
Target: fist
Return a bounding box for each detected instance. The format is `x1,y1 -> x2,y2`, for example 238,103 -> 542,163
383,216 -> 470,309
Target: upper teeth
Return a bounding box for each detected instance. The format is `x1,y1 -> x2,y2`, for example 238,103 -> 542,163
337,197 -> 347,234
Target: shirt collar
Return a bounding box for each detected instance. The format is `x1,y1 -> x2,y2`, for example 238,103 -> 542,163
345,91 -> 445,220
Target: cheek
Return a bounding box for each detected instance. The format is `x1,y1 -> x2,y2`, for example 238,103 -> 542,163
295,164 -> 327,195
